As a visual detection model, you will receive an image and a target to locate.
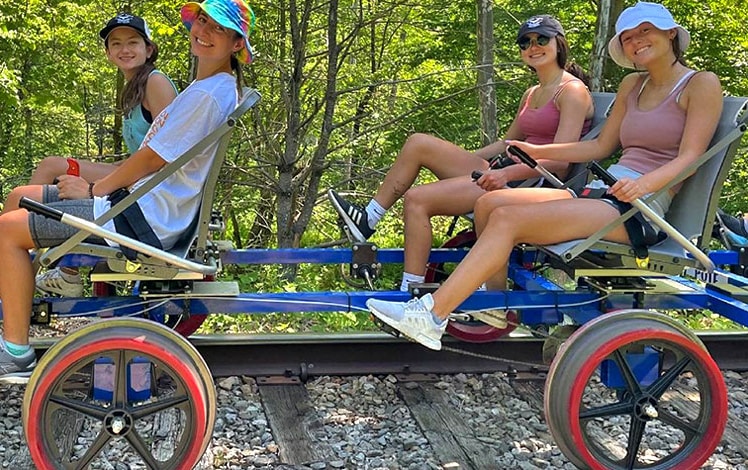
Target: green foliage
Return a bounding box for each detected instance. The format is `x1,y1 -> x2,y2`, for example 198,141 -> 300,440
2,0 -> 748,333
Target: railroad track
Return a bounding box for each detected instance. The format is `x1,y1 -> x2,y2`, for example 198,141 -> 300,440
3,331 -> 747,469
29,330 -> 748,378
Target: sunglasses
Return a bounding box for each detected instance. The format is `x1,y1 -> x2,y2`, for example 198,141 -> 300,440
518,35 -> 552,50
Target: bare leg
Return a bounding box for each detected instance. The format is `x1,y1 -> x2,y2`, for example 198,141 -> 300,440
28,157 -> 118,185
402,176 -> 487,275
430,198 -> 628,319
373,134 -> 489,209
2,186 -> 45,214
473,188 -> 575,290
0,210 -> 37,344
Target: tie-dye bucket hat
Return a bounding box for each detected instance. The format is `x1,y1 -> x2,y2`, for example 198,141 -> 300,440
181,0 -> 256,64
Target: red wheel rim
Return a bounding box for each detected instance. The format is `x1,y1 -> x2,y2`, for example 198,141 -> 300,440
567,329 -> 727,470
27,338 -> 208,470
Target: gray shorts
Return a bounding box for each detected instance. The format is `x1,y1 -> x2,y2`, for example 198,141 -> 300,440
584,164 -> 672,220
28,186 -> 104,248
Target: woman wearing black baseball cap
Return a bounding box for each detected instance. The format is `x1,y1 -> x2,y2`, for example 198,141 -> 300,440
27,13 -> 178,296
328,14 -> 593,294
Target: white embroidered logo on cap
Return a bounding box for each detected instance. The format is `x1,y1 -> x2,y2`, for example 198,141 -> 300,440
115,13 -> 134,24
525,17 -> 544,28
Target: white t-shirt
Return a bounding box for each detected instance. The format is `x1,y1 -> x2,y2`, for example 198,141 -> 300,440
93,72 -> 238,250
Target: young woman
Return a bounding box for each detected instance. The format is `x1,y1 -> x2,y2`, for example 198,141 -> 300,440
329,15 -> 593,292
5,13 -> 179,296
366,1 -> 723,350
0,0 -> 256,381
25,14 -> 178,187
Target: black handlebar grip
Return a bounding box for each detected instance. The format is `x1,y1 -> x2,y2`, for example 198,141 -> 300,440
471,170 -> 483,181
19,197 -> 65,221
587,161 -> 618,186
506,145 -> 537,168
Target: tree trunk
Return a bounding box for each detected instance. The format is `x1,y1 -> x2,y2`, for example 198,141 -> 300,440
476,0 -> 496,146
590,0 -> 624,91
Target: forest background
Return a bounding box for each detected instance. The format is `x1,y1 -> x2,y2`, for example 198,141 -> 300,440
2,0 -> 748,332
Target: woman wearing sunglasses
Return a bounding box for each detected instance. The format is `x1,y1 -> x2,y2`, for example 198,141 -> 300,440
329,14 -> 594,292
367,2 -> 723,351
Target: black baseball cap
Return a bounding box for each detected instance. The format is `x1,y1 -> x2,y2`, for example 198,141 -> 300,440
99,13 -> 153,43
517,15 -> 565,43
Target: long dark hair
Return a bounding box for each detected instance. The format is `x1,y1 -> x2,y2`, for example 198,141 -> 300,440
554,35 -> 590,87
104,34 -> 159,116
230,54 -> 244,98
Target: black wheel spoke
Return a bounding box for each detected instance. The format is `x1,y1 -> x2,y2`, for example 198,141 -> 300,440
48,395 -> 109,420
73,429 -> 111,470
658,408 -> 700,437
114,350 -> 129,407
624,418 -> 646,470
131,394 -> 190,420
580,400 -> 635,421
613,349 -> 643,395
125,429 -> 162,469
647,356 -> 692,399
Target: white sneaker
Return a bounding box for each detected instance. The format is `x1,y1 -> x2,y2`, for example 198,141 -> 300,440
366,293 -> 447,350
36,268 -> 84,297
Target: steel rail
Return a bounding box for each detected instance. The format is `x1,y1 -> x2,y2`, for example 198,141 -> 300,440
29,330 -> 748,379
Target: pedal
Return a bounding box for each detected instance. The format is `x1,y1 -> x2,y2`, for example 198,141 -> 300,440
370,314 -> 402,338
470,309 -> 509,329
337,219 -> 356,244
408,282 -> 440,297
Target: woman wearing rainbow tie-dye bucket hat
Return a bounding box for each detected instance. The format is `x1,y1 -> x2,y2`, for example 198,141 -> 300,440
0,0 -> 257,383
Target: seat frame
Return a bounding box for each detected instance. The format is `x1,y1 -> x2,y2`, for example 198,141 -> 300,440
33,87 -> 261,282
539,96 -> 748,277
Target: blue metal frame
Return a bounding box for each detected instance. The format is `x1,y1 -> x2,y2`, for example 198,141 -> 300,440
7,245 -> 748,334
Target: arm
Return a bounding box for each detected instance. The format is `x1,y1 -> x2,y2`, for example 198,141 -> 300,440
477,82 -> 594,189
90,146 -> 166,197
609,72 -> 723,202
142,72 -> 178,118
472,88 -> 531,161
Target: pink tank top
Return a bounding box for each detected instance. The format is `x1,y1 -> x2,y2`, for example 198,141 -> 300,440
619,71 -> 697,185
517,80 -> 592,144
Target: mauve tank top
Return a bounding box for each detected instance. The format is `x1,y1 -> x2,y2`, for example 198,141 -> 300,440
517,79 -> 592,145
618,71 -> 697,190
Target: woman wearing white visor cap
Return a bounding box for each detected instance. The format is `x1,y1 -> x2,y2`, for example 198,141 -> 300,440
364,1 -> 724,362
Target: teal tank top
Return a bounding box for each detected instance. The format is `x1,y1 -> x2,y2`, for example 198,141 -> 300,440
122,70 -> 178,153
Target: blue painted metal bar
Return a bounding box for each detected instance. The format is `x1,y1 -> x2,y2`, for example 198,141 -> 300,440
15,246 -> 748,331
220,248 -> 470,265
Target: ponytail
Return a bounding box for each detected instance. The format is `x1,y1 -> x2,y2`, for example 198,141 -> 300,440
565,62 -> 590,88
231,55 -> 244,98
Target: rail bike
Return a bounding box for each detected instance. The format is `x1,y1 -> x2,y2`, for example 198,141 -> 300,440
6,88 -> 748,469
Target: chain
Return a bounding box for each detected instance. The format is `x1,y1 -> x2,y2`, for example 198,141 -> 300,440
440,344 -> 547,369
440,309 -> 551,368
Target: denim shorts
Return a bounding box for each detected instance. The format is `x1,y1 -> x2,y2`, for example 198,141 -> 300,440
28,185 -> 104,248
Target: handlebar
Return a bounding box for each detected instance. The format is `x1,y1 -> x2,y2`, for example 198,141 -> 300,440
19,197 -> 64,221
506,145 -> 537,168
587,161 -> 618,186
